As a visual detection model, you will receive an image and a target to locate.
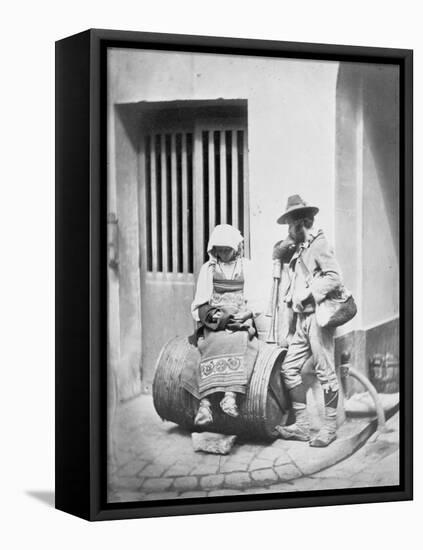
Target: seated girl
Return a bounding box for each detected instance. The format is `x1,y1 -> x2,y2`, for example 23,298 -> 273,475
189,224 -> 261,426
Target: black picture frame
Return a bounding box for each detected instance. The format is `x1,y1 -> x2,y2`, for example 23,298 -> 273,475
55,28 -> 413,521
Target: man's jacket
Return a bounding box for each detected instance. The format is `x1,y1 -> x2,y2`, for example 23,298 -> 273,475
285,227 -> 342,314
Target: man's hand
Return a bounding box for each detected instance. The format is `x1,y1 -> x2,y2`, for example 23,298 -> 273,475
211,310 -> 223,321
272,236 -> 296,263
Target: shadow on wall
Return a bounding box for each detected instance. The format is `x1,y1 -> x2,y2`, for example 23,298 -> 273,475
336,63 -> 399,259
361,66 -> 399,259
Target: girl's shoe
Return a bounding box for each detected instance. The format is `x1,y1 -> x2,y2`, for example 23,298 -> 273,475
194,399 -> 213,426
220,392 -> 239,417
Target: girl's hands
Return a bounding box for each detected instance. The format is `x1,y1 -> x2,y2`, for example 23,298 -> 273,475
232,309 -> 253,323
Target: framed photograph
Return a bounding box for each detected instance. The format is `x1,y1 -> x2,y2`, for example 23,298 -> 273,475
55,29 -> 413,521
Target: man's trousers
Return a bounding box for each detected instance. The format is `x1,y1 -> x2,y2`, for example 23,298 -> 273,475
281,312 -> 339,392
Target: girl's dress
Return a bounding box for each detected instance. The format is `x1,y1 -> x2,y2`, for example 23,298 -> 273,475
182,259 -> 259,400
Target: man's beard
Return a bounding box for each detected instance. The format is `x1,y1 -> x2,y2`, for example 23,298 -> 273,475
289,221 -> 307,244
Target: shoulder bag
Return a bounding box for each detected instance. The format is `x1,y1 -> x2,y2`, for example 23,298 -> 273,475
297,251 -> 357,328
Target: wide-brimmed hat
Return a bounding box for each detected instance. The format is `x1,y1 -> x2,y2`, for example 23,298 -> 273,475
277,195 -> 319,224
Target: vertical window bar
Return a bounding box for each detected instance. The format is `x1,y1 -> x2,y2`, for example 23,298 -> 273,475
226,131 -> 232,225
166,135 -> 173,272
214,131 -> 221,225
176,134 -> 183,273
208,131 -> 215,238
202,132 -> 209,263
155,135 -> 163,272
145,135 -> 152,271
220,130 -> 227,224
181,133 -> 189,274
231,130 -> 238,230
187,133 -> 194,273
171,133 -> 178,274
160,133 -> 168,273
237,131 -> 244,246
150,135 -> 158,273
194,129 -> 205,271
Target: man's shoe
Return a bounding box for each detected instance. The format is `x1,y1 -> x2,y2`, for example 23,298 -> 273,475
275,423 -> 311,442
310,406 -> 338,447
194,402 -> 213,426
309,426 -> 337,447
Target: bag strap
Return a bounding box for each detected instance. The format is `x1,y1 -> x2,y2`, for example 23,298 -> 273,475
297,255 -> 312,287
294,236 -> 317,287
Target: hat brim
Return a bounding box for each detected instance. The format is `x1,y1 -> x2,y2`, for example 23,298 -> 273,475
277,205 -> 319,225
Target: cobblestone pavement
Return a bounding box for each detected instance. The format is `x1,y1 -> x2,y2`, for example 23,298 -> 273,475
108,395 -> 399,503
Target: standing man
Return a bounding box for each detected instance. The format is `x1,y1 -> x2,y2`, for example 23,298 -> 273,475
273,195 -> 342,447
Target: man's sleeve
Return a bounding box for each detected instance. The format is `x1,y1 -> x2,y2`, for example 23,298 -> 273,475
310,236 -> 342,304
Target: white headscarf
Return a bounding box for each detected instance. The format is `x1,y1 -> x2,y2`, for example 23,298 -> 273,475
207,224 -> 244,258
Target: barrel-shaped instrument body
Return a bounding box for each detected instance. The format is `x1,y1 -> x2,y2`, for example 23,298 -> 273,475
153,336 -> 289,440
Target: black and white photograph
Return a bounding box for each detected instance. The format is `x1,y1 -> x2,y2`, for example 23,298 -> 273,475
2,0 -> 421,543
106,45 -> 402,504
